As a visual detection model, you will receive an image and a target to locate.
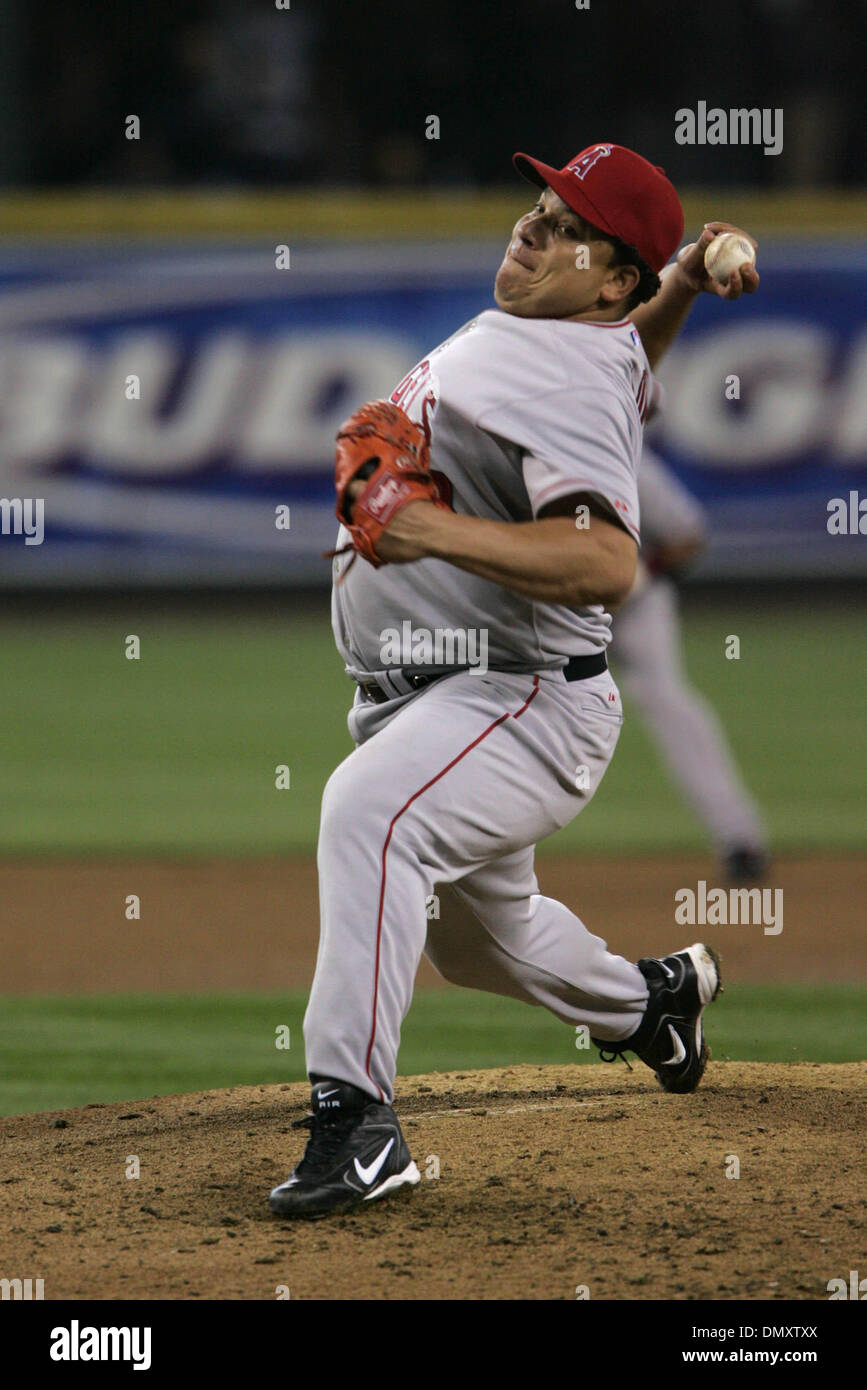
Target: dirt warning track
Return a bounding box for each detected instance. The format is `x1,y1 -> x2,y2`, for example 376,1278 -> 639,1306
1,852 -> 863,994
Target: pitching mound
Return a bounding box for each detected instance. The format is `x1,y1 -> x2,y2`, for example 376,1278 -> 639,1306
2,1062 -> 863,1301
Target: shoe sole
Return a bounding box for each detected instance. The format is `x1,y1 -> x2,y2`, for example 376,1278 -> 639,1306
364,1160 -> 421,1203
658,943 -> 722,1094
684,942 -> 723,1006
269,1160 -> 421,1219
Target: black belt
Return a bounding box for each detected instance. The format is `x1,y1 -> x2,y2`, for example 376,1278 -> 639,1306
357,671 -> 439,705
562,651 -> 608,682
357,652 -> 607,705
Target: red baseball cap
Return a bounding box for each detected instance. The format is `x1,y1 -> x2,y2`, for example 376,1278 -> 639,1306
512,143 -> 684,274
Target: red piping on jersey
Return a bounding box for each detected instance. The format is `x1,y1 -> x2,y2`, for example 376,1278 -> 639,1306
364,676 -> 541,1098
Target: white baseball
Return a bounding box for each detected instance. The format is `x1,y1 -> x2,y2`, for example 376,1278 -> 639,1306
704,232 -> 756,285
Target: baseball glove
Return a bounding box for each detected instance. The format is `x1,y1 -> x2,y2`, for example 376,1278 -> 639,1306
329,399 -> 449,571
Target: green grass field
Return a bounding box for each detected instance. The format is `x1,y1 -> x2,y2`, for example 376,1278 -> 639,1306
1,986 -> 864,1117
1,597 -> 864,855
1,596 -> 863,1113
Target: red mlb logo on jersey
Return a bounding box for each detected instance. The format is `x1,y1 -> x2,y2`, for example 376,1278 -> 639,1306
566,145 -> 612,181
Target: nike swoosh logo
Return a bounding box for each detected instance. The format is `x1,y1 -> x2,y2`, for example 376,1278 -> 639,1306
660,961 -> 676,980
662,1023 -> 687,1066
317,1088 -> 340,1100
354,1137 -> 395,1186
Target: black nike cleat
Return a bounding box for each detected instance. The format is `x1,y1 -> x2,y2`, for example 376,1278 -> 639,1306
592,943 -> 722,1094
268,1080 -> 420,1219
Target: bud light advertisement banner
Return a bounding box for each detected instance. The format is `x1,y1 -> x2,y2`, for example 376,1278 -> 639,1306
0,240 -> 863,584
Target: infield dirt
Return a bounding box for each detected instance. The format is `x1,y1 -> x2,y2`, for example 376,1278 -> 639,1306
2,1062 -> 863,1301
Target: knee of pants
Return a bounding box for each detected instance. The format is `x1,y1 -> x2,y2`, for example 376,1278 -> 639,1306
318,758 -> 378,861
317,757 -> 432,871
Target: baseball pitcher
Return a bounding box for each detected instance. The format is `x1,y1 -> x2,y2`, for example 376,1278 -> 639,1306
269,142 -> 759,1219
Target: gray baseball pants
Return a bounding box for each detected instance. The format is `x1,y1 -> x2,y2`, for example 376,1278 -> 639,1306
304,667 -> 648,1103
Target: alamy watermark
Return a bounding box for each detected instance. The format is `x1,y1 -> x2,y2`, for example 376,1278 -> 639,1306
1,1276 -> 44,1300
0,497 -> 44,545
827,491 -> 866,534
827,1270 -> 867,1299
675,880 -> 783,936
50,1322 -> 151,1370
675,103 -> 783,156
380,621 -> 488,674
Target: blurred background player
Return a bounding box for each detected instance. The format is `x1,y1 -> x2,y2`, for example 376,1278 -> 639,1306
613,448 -> 770,884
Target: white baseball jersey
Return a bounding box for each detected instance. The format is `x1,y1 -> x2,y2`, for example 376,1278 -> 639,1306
331,308 -> 654,679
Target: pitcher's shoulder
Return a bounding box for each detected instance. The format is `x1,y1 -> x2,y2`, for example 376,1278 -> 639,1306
475,310 -> 574,373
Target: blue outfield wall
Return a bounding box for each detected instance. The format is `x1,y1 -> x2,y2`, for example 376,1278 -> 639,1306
0,239 -> 864,584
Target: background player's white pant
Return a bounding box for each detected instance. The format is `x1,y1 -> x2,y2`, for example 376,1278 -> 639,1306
305,668 -> 648,1103
613,576 -> 766,854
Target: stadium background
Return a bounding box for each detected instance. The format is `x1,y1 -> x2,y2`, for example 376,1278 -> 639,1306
0,0 -> 864,1122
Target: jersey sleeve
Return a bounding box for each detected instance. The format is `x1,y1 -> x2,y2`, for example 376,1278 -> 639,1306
483,386 -> 641,542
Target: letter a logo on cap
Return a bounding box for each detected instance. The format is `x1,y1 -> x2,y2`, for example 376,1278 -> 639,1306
567,144 -> 612,180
